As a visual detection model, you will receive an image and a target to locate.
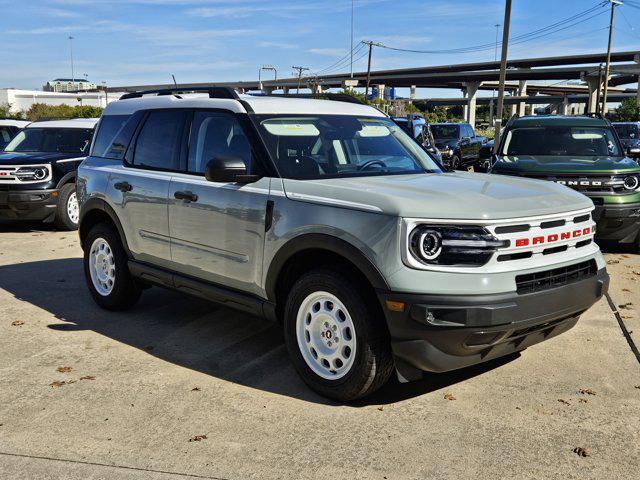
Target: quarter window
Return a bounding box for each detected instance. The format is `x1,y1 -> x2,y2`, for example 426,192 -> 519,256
133,111 -> 187,170
92,114 -> 130,158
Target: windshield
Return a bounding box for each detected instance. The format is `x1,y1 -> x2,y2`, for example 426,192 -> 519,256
4,128 -> 93,154
501,126 -> 621,157
431,125 -> 459,140
614,124 -> 639,139
255,115 -> 441,179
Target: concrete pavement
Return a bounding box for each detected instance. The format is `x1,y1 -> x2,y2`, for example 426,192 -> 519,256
0,224 -> 638,479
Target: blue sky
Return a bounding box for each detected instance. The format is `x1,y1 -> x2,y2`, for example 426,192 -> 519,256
2,0 -> 639,95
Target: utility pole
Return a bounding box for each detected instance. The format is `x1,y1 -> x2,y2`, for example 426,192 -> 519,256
602,0 -> 622,114
350,0 -> 355,78
493,0 -> 512,154
491,23 -> 501,125
68,35 -> 75,83
363,41 -> 381,99
292,66 -> 310,94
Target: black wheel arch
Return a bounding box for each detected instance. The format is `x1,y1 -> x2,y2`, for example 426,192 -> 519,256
56,171 -> 77,189
79,197 -> 131,256
265,233 -> 390,304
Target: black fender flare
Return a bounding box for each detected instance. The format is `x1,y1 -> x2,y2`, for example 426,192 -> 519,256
79,197 -> 131,256
264,233 -> 390,302
56,171 -> 77,189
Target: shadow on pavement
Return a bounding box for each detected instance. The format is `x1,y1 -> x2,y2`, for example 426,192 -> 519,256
0,220 -> 58,233
0,257 -> 519,406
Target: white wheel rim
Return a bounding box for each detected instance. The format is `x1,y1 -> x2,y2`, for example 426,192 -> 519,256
296,291 -> 357,380
88,238 -> 116,296
67,192 -> 79,225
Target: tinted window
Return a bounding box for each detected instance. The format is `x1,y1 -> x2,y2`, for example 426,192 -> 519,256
0,126 -> 18,148
502,126 -> 621,157
92,115 -> 130,158
187,112 -> 254,174
133,111 -> 187,170
614,124 -> 639,139
4,128 -> 93,154
432,125 -> 459,140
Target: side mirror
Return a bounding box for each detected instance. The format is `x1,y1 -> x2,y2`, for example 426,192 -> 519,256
205,156 -> 261,184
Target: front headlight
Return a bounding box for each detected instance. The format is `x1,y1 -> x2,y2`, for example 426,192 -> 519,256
15,166 -> 50,182
408,225 -> 509,267
623,175 -> 640,191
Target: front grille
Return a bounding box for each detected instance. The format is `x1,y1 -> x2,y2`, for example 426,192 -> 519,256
515,260 -> 597,295
522,174 -> 634,196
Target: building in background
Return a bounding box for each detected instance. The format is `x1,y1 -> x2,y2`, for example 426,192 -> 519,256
0,89 -> 122,114
43,78 -> 97,92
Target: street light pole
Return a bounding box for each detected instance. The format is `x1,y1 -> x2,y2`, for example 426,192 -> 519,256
493,0 -> 512,154
68,35 -> 75,83
602,0 -> 622,114
350,0 -> 355,78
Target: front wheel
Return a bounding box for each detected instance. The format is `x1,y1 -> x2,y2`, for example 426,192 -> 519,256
283,269 -> 394,401
83,223 -> 141,310
450,154 -> 461,170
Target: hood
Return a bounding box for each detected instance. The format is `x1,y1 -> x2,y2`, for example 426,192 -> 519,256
493,155 -> 640,174
281,172 -> 593,220
434,139 -> 455,149
0,151 -> 84,165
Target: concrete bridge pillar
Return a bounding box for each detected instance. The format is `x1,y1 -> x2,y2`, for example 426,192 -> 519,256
282,87 -> 290,95
463,82 -> 480,129
376,84 -> 385,100
517,80 -> 527,117
561,96 -> 569,115
586,77 -> 600,113
410,85 -> 417,100
263,86 -> 275,95
311,84 -> 324,94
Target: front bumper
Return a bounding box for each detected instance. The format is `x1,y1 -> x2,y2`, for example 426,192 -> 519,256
378,267 -> 609,381
593,201 -> 640,243
0,188 -> 58,222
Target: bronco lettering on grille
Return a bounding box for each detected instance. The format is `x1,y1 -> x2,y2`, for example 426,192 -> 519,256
515,227 -> 591,247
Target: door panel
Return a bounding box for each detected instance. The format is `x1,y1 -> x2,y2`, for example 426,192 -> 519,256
168,175 -> 271,295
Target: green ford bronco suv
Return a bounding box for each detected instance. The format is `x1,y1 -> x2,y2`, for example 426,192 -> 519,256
77,89 -> 608,401
490,115 -> 640,250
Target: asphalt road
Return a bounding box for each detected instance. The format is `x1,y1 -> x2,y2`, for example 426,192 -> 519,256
0,223 -> 638,480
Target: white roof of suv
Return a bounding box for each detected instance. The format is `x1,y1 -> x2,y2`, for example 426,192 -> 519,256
27,118 -> 99,129
0,119 -> 30,128
103,93 -> 386,118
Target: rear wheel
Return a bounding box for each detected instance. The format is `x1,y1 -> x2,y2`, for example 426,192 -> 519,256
54,183 -> 80,231
83,223 -> 141,310
283,269 -> 394,401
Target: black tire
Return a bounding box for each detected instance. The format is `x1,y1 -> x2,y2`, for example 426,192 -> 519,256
450,155 -> 461,170
83,223 -> 141,310
54,183 -> 79,231
283,268 -> 394,402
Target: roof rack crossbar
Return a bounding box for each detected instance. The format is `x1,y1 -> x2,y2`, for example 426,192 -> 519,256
120,86 -> 240,101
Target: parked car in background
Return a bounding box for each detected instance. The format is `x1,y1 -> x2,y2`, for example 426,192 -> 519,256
491,115 -> 640,250
613,122 -> 640,162
78,87 -> 607,402
392,114 -> 442,162
431,122 -> 484,170
0,119 -> 30,149
478,139 -> 494,171
0,118 -> 98,230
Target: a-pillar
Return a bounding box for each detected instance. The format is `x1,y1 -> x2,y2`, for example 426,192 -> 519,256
517,80 -> 527,116
463,82 -> 480,129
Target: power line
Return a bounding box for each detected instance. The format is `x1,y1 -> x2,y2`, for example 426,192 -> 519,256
312,42 -> 366,76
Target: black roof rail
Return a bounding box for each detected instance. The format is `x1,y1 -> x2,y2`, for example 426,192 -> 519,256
259,92 -> 366,105
583,112 -> 605,119
120,86 -> 240,101
503,114 -> 520,129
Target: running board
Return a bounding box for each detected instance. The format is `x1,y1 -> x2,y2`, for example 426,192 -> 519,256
128,260 -> 277,321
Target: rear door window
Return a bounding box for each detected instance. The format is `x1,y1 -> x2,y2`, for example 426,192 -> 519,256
132,111 -> 188,171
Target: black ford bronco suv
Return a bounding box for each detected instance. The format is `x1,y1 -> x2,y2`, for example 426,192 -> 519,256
491,115 -> 640,249
0,118 -> 98,230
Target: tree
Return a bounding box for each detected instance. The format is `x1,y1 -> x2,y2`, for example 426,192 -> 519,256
0,103 -> 26,120
614,98 -> 640,122
25,103 -> 103,121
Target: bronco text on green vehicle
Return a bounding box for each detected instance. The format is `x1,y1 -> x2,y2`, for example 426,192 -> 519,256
77,88 -> 608,401
491,115 -> 640,250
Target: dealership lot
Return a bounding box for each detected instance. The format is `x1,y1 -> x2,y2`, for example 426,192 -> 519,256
0,224 -> 639,480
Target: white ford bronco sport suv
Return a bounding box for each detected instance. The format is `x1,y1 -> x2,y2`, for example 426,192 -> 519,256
77,87 -> 609,401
